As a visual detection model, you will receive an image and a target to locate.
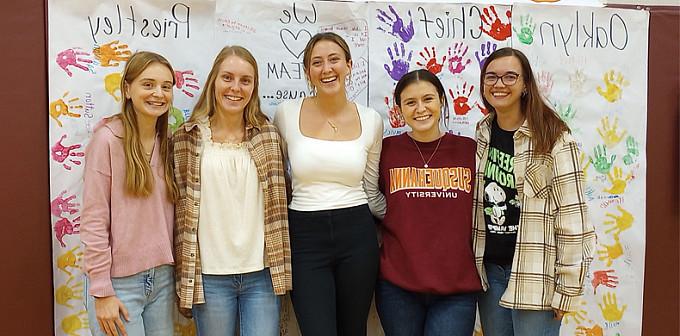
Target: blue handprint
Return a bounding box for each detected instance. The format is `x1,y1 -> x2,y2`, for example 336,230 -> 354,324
475,41 -> 498,69
384,42 -> 412,81
376,5 -> 415,43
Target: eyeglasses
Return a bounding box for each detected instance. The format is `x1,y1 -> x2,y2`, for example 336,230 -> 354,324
483,72 -> 521,86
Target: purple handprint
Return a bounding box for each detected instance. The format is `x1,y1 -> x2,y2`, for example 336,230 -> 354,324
475,42 -> 498,69
447,42 -> 472,75
376,5 -> 415,43
384,42 -> 412,81
51,190 -> 80,218
56,48 -> 93,77
54,216 -> 80,248
51,134 -> 85,171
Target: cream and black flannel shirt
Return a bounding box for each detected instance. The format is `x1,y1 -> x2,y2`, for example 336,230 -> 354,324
172,118 -> 292,309
472,114 -> 596,312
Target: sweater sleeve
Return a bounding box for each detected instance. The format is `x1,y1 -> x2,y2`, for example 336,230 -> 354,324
364,109 -> 386,219
80,129 -> 115,297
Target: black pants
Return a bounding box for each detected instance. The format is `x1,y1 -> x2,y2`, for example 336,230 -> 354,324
289,204 -> 379,336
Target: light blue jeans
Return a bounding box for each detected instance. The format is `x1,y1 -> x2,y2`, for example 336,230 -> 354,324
85,264 -> 175,336
192,268 -> 280,336
478,262 -> 561,336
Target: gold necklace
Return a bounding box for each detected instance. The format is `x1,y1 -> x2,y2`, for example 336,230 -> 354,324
410,134 -> 443,168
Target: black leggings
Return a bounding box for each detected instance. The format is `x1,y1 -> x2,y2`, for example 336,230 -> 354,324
289,204 -> 379,336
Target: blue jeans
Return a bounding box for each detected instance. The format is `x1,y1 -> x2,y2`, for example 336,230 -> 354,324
192,268 -> 280,336
376,279 -> 477,336
85,264 -> 175,336
478,263 -> 561,336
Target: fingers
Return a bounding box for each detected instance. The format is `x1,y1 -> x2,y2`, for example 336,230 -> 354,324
114,316 -> 127,336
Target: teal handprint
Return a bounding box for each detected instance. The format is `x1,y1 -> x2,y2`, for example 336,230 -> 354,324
622,136 -> 639,165
590,144 -> 616,174
513,15 -> 536,45
555,102 -> 576,124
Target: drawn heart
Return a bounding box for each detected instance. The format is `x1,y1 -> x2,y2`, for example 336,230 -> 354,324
280,28 -> 312,59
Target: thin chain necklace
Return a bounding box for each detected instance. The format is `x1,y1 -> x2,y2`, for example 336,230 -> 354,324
409,134 -> 443,168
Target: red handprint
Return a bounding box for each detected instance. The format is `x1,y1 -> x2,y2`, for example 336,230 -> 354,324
56,48 -> 93,77
447,42 -> 471,75
448,83 -> 475,116
51,134 -> 85,171
175,70 -> 201,98
385,96 -> 405,128
415,47 -> 445,75
51,190 -> 80,218
54,216 -> 80,248
592,269 -> 619,294
479,6 -> 512,41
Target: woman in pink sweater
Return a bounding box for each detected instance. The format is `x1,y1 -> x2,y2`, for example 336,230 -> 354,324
81,51 -> 178,336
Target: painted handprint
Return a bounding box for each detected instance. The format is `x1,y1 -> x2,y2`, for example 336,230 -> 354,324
589,144 -> 615,175
592,269 -> 619,294
475,41 -> 497,69
170,106 -> 186,133
56,48 -> 93,77
54,216 -> 80,248
51,190 -> 80,218
576,325 -> 604,336
513,15 -> 536,45
475,102 -> 489,116
597,116 -> 627,148
555,101 -> 576,125
384,42 -> 412,81
537,71 -> 554,99
51,134 -> 85,170
479,6 -> 512,41
61,310 -> 89,336
175,319 -> 197,336
50,92 -> 83,127
55,276 -> 84,309
447,42 -> 472,75
597,237 -> 623,267
93,40 -> 131,67
623,136 -> 640,165
604,205 -> 633,238
569,68 -> 587,96
385,96 -> 405,128
57,246 -> 83,276
416,47 -> 445,75
448,82 -> 475,116
597,70 -> 629,103
603,166 -> 632,195
563,307 -> 590,325
175,70 -> 201,98
104,72 -> 122,101
376,5 -> 415,43
598,292 -> 627,322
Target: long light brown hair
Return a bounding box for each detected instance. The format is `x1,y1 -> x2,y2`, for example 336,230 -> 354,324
302,32 -> 352,91
118,51 -> 178,200
189,46 -> 268,126
479,47 -> 569,154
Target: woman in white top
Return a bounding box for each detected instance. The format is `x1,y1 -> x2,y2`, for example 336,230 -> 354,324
274,32 -> 383,336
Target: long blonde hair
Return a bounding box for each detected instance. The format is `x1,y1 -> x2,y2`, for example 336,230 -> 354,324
189,46 -> 268,126
118,51 -> 178,200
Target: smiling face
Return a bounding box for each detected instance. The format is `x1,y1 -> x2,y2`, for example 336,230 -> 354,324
306,40 -> 352,96
213,55 -> 255,116
398,80 -> 442,139
482,56 -> 526,116
124,62 -> 174,121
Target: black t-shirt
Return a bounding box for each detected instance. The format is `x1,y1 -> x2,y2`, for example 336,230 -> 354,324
483,118 -> 521,265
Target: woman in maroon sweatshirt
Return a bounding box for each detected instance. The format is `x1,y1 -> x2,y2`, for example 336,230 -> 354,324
375,69 -> 481,336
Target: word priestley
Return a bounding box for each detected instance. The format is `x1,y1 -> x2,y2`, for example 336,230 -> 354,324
88,3 -> 191,43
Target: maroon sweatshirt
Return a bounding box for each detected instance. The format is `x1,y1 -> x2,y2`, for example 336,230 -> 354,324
378,132 -> 481,294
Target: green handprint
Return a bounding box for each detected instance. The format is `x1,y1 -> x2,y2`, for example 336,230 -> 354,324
589,144 -> 616,174
622,136 -> 639,165
555,101 -> 576,124
513,15 -> 536,45
169,106 -> 185,132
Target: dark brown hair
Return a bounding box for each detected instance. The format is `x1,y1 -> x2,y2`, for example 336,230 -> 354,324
393,69 -> 449,126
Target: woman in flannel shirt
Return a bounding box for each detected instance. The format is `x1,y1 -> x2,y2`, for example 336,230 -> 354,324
473,47 -> 596,336
173,46 -> 292,336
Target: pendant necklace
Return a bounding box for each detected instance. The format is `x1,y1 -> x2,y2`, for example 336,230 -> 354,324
410,134 -> 443,168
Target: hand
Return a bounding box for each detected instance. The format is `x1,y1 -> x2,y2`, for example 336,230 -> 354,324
55,276 -> 84,309
597,70 -> 629,103
93,40 -> 132,67
513,14 -> 536,44
597,237 -> 623,267
604,205 -> 633,238
376,5 -> 414,43
385,96 -> 405,128
592,269 -> 619,294
51,134 -> 85,170
553,308 -> 567,321
178,306 -> 193,319
446,42 -> 471,75
622,136 -> 639,165
603,166 -> 632,195
95,295 -> 130,336
56,48 -> 93,77
576,325 -> 604,336
475,41 -> 497,69
384,42 -> 412,81
597,116 -> 627,148
175,70 -> 201,98
589,144 -> 615,175
54,216 -> 80,248
51,190 -> 80,217
104,72 -> 122,101
479,5 -> 512,41
537,71 -> 554,99
598,292 -> 627,322
416,47 -> 445,75
448,82 -> 475,116
50,92 -> 83,127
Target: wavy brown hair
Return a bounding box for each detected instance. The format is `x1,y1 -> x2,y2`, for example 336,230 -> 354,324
118,51 -> 178,200
302,32 -> 352,90
479,47 -> 569,154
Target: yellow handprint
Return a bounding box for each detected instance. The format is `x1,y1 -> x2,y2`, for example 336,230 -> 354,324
604,205 -> 634,238
596,70 -> 629,103
597,116 -> 627,148
603,166 -> 633,195
597,237 -> 623,267
50,91 -> 83,127
576,324 -> 604,336
93,40 -> 131,67
57,246 -> 83,276
61,310 -> 89,336
56,276 -> 84,309
579,151 -> 591,179
104,72 -> 122,101
562,300 -> 591,325
175,319 -> 197,336
598,292 -> 627,322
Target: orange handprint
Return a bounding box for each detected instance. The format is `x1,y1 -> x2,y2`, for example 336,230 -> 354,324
385,96 -> 405,128
104,72 -> 122,101
562,300 -> 591,325
604,205 -> 633,238
597,237 -> 623,267
592,269 -> 619,294
50,92 -> 83,127
93,40 -> 131,67
57,246 -> 83,276
598,292 -> 627,322
603,166 -> 632,195
56,276 -> 84,309
576,324 -> 604,336
479,6 -> 512,41
597,116 -> 627,148
61,310 -> 89,336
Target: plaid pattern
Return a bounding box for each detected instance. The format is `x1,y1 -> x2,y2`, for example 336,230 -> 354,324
172,119 -> 292,309
472,114 -> 595,312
